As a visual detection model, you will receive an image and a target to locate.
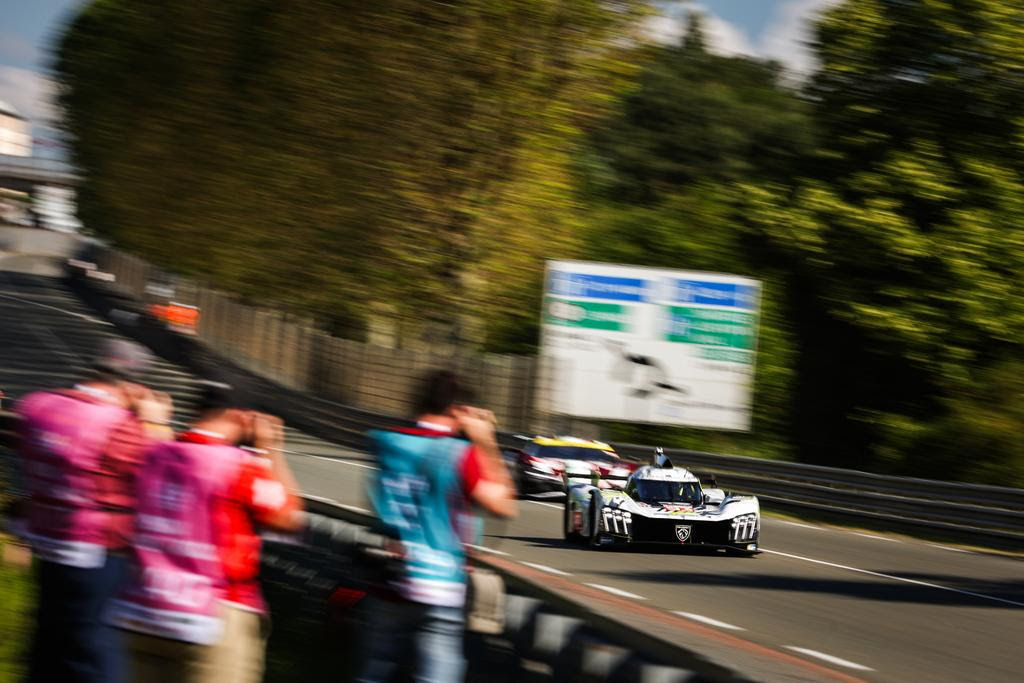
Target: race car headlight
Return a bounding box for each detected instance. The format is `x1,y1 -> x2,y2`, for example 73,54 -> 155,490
730,514 -> 759,542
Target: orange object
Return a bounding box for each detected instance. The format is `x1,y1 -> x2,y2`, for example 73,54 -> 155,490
150,302 -> 200,334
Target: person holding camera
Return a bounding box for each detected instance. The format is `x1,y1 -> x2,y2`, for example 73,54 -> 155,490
358,369 -> 517,683
108,382 -> 303,683
16,339 -> 173,683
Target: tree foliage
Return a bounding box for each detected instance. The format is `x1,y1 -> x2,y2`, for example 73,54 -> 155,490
772,0 -> 1024,481
56,0 -> 645,339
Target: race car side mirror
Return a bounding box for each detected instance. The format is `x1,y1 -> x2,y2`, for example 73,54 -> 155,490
703,489 -> 726,505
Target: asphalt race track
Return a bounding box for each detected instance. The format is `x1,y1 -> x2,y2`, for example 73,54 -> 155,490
2,259 -> 1022,683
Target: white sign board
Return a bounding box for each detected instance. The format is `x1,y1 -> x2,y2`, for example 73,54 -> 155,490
539,260 -> 760,431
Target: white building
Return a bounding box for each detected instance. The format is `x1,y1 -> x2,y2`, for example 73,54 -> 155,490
0,100 -> 31,156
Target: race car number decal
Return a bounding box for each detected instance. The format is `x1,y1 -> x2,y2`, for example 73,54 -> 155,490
602,508 -> 632,536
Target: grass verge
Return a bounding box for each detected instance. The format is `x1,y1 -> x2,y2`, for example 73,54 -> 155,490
0,536 -> 34,683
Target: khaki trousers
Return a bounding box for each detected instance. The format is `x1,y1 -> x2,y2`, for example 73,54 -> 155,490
124,605 -> 267,683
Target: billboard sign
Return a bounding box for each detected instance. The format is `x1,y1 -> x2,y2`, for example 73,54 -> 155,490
539,260 -> 761,431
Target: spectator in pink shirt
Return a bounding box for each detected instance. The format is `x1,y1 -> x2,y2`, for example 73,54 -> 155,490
16,339 -> 173,683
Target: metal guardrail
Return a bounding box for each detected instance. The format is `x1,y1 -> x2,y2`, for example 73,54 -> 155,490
610,443 -> 1024,510
291,500 -> 742,682
0,411 -> 16,450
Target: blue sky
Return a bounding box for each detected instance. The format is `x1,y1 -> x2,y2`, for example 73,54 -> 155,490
0,0 -> 838,137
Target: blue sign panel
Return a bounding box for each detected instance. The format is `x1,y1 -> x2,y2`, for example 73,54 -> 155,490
549,272 -> 649,302
672,280 -> 757,310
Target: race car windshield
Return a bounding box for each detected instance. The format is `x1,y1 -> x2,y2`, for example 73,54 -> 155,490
634,481 -> 703,504
537,446 -> 618,462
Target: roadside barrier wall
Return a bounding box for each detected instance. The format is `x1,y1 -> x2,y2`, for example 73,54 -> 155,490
86,246 -> 541,432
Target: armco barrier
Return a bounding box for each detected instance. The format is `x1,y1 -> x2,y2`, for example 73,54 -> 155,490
289,500 -> 742,683
0,411 -> 15,449
60,262 -> 1024,551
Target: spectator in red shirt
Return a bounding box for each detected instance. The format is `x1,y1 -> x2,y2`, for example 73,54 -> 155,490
17,339 -> 173,683
110,381 -> 303,683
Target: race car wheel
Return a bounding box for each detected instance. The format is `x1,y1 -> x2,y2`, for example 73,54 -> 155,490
563,501 -> 582,542
588,493 -> 604,549
512,465 -> 524,499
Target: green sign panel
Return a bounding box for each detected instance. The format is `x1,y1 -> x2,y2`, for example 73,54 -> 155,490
665,306 -> 756,350
545,297 -> 630,332
700,348 -> 754,364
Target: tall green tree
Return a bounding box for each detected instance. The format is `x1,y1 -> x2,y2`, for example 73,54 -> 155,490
587,13 -> 813,205
577,16 -> 814,458
746,0 -> 1024,482
56,0 -> 646,341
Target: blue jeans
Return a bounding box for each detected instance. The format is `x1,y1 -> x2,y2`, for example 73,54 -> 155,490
356,598 -> 465,683
29,553 -> 128,683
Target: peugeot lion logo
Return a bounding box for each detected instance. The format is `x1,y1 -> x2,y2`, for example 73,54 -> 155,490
674,525 -> 692,543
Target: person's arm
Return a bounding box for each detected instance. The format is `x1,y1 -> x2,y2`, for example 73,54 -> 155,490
455,407 -> 517,518
125,385 -> 174,440
248,413 -> 304,532
97,417 -> 152,547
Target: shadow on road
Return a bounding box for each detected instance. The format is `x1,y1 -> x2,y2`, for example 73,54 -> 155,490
494,534 -> 756,558
590,569 -> 1024,609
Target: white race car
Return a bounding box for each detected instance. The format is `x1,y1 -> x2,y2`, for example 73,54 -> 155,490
563,449 -> 760,555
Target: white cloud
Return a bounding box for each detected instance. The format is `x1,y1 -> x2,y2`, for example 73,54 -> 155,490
642,5 -> 756,58
644,0 -> 842,77
758,0 -> 844,75
702,12 -> 757,58
641,13 -> 685,46
0,66 -> 57,125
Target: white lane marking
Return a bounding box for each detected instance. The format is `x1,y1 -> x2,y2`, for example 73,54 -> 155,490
305,454 -> 378,470
585,583 -> 647,600
762,549 -> 1024,608
673,612 -> 746,631
851,532 -> 901,543
928,544 -> 974,554
0,292 -> 113,325
520,561 -> 572,576
784,647 -> 874,672
776,521 -> 822,530
467,544 -> 510,557
527,501 -> 562,510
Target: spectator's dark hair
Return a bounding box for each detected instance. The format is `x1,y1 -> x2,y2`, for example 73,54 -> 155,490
196,381 -> 237,414
411,370 -> 473,417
